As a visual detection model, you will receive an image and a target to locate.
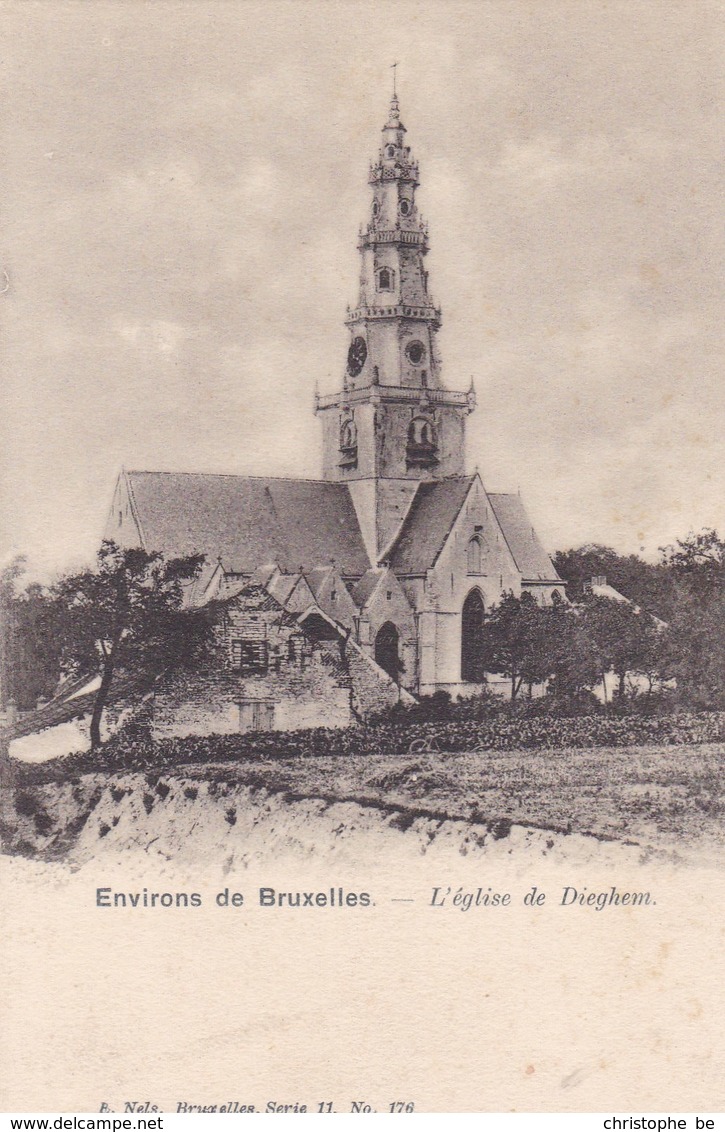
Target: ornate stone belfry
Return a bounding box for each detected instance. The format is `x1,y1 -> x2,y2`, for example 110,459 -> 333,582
315,87 -> 477,561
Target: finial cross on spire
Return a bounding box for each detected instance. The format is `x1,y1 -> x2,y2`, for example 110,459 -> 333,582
391,61 -> 398,97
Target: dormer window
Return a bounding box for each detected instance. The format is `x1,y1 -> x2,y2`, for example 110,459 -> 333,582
377,267 -> 394,292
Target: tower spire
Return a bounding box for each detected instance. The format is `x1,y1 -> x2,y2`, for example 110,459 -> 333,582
387,62 -> 401,126
316,85 -> 476,513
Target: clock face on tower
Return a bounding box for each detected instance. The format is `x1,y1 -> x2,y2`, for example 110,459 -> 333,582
347,336 -> 367,377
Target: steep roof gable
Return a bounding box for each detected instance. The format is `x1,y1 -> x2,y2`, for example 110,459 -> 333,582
123,471 -> 371,576
351,567 -> 385,607
386,476 -> 475,574
487,493 -> 561,582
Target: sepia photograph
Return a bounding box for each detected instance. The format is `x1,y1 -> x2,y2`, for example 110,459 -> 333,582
1,0 -> 723,1117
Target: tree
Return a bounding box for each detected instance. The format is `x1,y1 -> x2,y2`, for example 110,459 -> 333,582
666,592 -> 725,709
1,558 -> 61,711
661,529 -> 725,605
660,529 -> 725,708
579,595 -> 663,700
541,597 -> 601,701
478,592 -> 551,702
553,544 -> 675,620
51,540 -> 215,748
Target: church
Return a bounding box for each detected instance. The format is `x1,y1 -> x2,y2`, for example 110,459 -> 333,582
105,89 -> 563,733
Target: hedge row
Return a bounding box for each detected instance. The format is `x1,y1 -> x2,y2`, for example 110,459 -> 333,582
39,710 -> 725,779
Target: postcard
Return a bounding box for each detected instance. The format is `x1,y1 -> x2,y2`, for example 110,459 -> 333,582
1,0 -> 723,1116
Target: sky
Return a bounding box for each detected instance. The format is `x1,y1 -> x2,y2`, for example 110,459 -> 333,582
1,0 -> 723,579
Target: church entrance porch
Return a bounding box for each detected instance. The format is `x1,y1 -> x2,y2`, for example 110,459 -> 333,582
374,621 -> 400,684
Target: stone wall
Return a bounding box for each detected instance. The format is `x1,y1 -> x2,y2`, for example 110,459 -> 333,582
358,568 -> 418,691
345,641 -> 406,718
150,584 -> 395,737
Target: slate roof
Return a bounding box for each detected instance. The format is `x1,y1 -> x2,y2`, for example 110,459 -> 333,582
385,477 -> 560,580
0,672 -> 149,743
387,477 -> 475,573
266,572 -> 302,607
351,568 -> 385,608
588,581 -> 667,627
487,494 -> 561,582
126,472 -> 370,577
304,567 -> 334,600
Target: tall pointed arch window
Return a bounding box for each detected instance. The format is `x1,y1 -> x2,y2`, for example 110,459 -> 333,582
467,536 -> 483,575
461,588 -> 485,683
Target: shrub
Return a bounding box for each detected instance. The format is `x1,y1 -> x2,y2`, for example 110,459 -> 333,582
15,791 -> 39,817
13,709 -> 725,785
34,809 -> 54,835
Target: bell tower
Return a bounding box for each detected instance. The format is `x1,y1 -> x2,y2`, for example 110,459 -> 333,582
315,83 -> 476,560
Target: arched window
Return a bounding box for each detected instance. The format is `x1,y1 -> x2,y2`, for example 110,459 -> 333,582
339,417 -> 357,470
406,416 -> 438,470
377,267 -> 394,292
461,589 -> 485,683
467,536 -> 482,575
407,417 -> 436,447
375,622 -> 400,683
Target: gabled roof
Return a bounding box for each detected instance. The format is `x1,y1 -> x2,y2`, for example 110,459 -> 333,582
249,562 -> 280,589
384,476 -> 560,581
304,566 -> 335,600
590,580 -> 633,604
1,672 -> 150,743
487,493 -> 561,582
266,572 -> 303,607
587,581 -> 667,627
351,567 -> 385,608
387,476 -> 475,573
181,560 -> 222,608
125,471 -> 371,576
